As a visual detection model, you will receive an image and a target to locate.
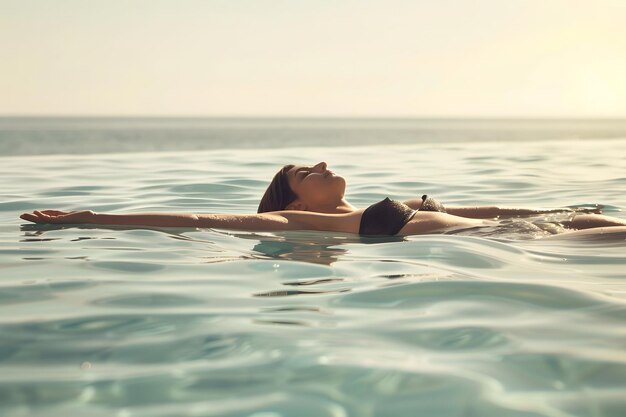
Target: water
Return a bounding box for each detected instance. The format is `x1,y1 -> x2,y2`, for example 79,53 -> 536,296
3,116 -> 626,156
1,118 -> 626,416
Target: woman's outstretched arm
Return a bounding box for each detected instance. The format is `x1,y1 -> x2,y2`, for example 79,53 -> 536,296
19,209 -> 359,233
403,198 -> 599,219
20,210 -> 202,227
402,197 -> 579,218
443,206 -> 579,219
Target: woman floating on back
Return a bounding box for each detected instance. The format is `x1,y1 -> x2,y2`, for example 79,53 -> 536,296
20,162 -> 626,240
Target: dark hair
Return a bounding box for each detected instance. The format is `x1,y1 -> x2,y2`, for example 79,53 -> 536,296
257,164 -> 298,213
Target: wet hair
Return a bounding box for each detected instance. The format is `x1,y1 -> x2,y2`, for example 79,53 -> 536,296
257,164 -> 298,213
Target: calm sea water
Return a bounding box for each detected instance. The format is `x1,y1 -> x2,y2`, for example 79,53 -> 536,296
1,118 -> 626,417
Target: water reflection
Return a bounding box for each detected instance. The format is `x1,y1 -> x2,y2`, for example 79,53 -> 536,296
251,239 -> 347,265
246,233 -> 408,266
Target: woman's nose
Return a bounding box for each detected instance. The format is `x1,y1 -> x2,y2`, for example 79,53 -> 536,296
314,161 -> 327,172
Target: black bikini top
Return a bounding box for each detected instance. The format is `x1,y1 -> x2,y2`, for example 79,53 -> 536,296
359,194 -> 447,236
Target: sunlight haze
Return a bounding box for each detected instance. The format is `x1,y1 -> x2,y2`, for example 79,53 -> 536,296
1,0 -> 625,117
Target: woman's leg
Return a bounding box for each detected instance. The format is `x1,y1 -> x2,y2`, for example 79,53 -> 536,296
562,214 -> 626,230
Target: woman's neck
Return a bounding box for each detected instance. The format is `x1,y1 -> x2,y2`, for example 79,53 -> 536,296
313,198 -> 358,214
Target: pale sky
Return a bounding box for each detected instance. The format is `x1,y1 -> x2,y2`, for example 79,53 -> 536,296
1,0 -> 625,117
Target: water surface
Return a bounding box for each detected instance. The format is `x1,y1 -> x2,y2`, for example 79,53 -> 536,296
1,120 -> 625,416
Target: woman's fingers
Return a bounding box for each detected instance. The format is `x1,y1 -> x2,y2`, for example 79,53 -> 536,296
20,212 -> 48,223
35,211 -> 54,222
41,210 -> 67,216
20,210 -> 59,224
20,213 -> 39,222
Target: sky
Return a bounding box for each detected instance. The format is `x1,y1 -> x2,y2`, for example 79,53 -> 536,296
1,0 -> 625,117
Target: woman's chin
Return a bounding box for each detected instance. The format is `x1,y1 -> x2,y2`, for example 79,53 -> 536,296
330,174 -> 344,183
334,175 -> 347,190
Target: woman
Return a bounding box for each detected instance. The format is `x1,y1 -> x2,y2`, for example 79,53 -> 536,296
19,161 -> 626,239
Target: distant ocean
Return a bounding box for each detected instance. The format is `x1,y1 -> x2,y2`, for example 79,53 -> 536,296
2,117 -> 626,155
2,117 -> 626,417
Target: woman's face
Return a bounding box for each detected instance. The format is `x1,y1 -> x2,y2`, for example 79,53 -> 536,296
286,161 -> 346,209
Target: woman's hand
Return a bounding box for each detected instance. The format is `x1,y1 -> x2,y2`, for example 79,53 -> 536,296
20,210 -> 95,224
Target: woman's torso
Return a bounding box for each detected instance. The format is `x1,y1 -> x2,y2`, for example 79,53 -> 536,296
300,199 -> 578,238
302,198 -> 487,236
357,197 -> 487,236
298,198 -> 568,239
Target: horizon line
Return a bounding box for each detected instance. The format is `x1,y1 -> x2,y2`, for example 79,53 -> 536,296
2,114 -> 626,120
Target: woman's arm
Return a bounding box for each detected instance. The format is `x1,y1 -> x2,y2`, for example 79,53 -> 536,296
20,210 -> 201,227
444,206 -> 575,219
20,209 -> 360,233
92,211 -> 312,230
92,212 -> 204,227
403,197 -> 577,219
198,211 -> 358,233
